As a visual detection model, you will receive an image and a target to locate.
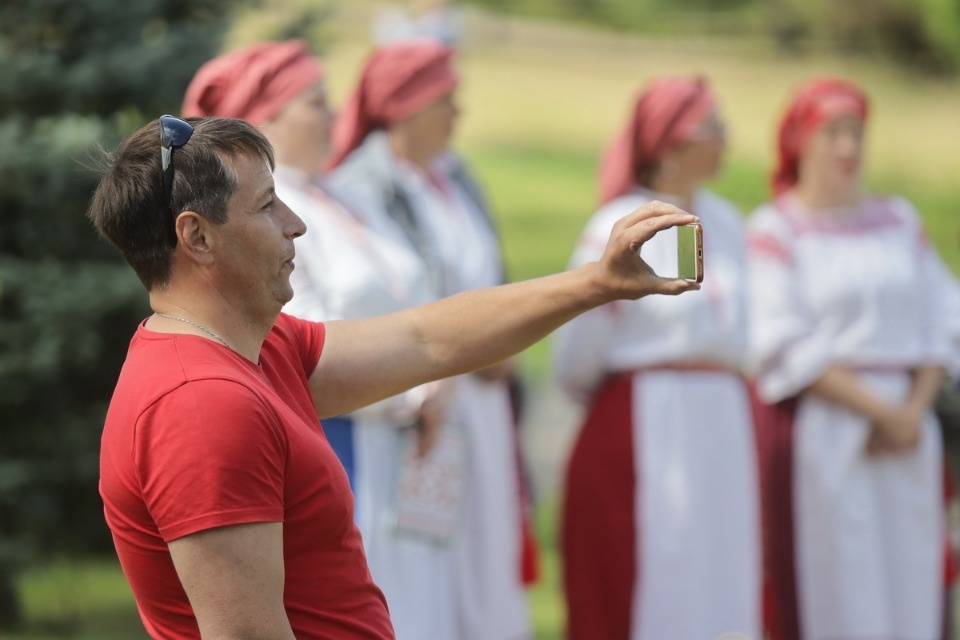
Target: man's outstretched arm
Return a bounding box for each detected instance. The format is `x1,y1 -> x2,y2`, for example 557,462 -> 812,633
309,201 -> 699,418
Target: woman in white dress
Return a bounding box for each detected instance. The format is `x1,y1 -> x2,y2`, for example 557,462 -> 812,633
553,76 -> 760,640
182,40 -> 461,640
326,40 -> 533,640
747,76 -> 957,640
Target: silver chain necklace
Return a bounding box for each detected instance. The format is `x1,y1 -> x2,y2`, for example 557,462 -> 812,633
153,313 -> 232,350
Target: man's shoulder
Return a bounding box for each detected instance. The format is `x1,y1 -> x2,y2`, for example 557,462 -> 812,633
105,317 -> 323,426
111,332 -> 263,416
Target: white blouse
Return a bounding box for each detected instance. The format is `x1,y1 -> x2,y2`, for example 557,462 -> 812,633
393,153 -> 504,295
747,193 -> 960,403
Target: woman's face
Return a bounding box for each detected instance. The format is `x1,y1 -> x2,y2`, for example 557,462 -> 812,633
399,90 -> 460,163
661,108 -> 727,185
798,113 -> 865,193
260,81 -> 333,174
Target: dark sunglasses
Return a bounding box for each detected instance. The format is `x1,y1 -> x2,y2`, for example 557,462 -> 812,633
159,115 -> 195,217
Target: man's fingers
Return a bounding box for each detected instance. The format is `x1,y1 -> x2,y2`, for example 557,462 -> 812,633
619,200 -> 697,233
616,210 -> 699,252
637,210 -> 699,239
652,277 -> 701,296
618,200 -> 687,226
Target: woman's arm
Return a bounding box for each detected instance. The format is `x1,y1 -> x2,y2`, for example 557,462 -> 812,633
809,364 -> 946,454
806,366 -> 892,424
907,365 -> 947,412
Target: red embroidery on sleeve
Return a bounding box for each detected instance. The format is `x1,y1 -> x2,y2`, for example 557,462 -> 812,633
749,233 -> 793,264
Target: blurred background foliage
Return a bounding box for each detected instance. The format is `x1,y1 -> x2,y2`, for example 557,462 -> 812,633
465,0 -> 960,74
1,0 -> 959,637
0,0 -> 247,631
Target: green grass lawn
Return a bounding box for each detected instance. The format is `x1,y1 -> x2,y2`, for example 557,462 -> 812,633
528,499 -> 566,639
0,558 -> 147,640
1,502 -> 566,640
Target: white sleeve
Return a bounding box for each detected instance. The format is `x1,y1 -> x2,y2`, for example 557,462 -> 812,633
919,244 -> 960,371
941,273 -> 960,377
747,213 -> 833,403
553,306 -> 620,405
552,213 -> 620,404
930,265 -> 960,376
900,197 -> 960,372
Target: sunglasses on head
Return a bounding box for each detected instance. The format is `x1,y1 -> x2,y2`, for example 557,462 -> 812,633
159,115 -> 195,217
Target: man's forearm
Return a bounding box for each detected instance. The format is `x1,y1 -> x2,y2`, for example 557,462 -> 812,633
408,262 -> 611,377
314,264 -> 613,417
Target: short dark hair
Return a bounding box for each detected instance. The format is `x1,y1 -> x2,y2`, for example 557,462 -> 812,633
88,117 -> 275,290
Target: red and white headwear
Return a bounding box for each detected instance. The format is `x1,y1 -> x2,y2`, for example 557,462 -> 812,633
181,40 -> 325,126
327,39 -> 459,170
771,77 -> 869,196
597,76 -> 716,205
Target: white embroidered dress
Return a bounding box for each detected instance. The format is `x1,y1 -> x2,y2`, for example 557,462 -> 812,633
554,188 -> 761,640
393,154 -> 531,640
747,193 -> 958,640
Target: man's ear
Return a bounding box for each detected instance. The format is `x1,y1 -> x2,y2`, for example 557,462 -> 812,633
174,211 -> 215,265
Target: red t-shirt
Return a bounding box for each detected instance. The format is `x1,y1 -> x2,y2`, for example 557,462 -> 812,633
99,313 -> 394,639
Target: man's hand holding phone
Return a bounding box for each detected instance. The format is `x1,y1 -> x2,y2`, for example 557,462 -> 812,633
623,202 -> 703,288
596,201 -> 701,301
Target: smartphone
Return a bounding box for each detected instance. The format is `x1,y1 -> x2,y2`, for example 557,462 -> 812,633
677,223 -> 704,283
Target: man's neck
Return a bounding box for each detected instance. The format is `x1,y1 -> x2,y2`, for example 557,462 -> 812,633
148,286 -> 274,365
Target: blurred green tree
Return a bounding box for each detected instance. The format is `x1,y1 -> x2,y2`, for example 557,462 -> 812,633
465,0 -> 960,73
0,0 -> 248,629
767,0 -> 960,73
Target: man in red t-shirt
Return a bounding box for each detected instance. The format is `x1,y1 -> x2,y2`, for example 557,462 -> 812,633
87,115 -> 698,639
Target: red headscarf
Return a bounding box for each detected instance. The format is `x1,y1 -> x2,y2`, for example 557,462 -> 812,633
771,77 -> 869,196
181,40 -> 325,126
597,76 -> 716,205
327,39 -> 459,170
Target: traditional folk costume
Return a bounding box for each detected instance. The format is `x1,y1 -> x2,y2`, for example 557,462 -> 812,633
748,78 -> 959,640
554,78 -> 760,640
327,41 -> 532,640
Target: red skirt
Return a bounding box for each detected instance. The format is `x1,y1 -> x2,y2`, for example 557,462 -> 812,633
561,374 -> 637,640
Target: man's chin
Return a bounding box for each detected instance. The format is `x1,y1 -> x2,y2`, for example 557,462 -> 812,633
277,285 -> 295,310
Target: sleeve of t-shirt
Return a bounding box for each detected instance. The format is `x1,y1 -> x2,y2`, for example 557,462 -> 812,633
274,312 -> 326,378
134,379 -> 288,542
